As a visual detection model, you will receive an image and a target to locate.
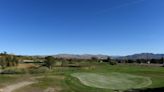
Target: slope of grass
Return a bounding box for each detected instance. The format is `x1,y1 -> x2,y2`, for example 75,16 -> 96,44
65,64 -> 164,92
71,72 -> 152,90
1,63 -> 164,92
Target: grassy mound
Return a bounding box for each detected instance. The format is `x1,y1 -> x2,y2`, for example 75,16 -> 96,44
71,72 -> 152,90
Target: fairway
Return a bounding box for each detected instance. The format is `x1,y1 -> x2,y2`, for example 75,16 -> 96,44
71,72 -> 152,90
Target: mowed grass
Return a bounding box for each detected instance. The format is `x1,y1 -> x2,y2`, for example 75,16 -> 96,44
65,64 -> 164,92
1,63 -> 164,92
71,72 -> 152,90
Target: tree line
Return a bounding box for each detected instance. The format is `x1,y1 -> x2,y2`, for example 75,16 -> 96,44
0,52 -> 19,69
115,58 -> 164,64
1,51 -> 163,70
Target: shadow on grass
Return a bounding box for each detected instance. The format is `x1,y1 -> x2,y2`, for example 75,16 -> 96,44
125,87 -> 164,92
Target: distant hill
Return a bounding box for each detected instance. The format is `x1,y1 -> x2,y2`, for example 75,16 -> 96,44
27,53 -> 164,60
118,53 -> 164,60
52,54 -> 109,59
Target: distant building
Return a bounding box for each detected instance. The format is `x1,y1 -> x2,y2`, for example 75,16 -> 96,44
23,60 -> 35,63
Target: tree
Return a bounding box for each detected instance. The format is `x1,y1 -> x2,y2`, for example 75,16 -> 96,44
12,56 -> 19,66
160,57 -> 164,65
0,53 -> 19,69
91,57 -> 98,62
102,57 -> 116,65
44,56 -> 55,69
107,57 -> 111,62
0,56 -> 6,69
0,51 -> 7,56
103,57 -> 111,63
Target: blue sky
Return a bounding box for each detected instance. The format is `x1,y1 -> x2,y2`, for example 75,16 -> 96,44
0,0 -> 164,55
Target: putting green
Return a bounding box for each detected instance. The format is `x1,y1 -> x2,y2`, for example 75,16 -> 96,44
71,72 -> 152,90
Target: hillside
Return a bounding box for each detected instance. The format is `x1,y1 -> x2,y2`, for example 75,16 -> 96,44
118,53 -> 164,60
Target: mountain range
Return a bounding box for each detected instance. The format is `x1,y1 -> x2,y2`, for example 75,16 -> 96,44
48,53 -> 164,60
52,54 -> 109,59
118,53 -> 164,60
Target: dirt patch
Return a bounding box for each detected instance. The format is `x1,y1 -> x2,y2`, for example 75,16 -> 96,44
2,81 -> 37,92
17,64 -> 37,69
44,87 -> 62,92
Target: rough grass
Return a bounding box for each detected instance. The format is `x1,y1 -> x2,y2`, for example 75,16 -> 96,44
71,72 -> 152,90
0,63 -> 164,92
0,74 -> 32,88
14,75 -> 66,92
17,64 -> 37,69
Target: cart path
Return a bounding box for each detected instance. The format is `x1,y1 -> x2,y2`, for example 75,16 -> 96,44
2,81 -> 37,92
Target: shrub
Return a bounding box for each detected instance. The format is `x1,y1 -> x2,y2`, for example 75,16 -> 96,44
1,68 -> 26,74
28,67 -> 49,74
109,61 -> 117,65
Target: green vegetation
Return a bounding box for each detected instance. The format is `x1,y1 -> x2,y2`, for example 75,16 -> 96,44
0,64 -> 161,92
0,52 -> 164,92
71,72 -> 152,90
44,56 -> 56,69
0,52 -> 18,69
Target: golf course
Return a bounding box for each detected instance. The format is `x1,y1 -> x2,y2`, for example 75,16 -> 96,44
1,0 -> 164,91
0,63 -> 163,92
71,72 -> 152,90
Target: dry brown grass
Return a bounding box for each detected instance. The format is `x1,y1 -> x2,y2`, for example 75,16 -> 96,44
17,64 -> 38,69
